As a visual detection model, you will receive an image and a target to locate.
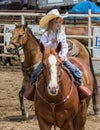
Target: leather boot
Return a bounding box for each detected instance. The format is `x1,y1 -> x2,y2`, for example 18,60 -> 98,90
24,83 -> 36,101
78,85 -> 92,99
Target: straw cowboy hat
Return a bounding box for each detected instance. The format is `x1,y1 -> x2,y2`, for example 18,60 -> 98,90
40,8 -> 63,29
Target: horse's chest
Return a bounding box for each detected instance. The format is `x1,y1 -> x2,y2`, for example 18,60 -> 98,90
35,101 -> 72,127
35,86 -> 77,127
51,108 -> 68,126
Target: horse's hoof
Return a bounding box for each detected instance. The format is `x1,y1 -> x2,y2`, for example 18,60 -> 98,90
93,107 -> 99,115
22,112 -> 29,118
32,115 -> 37,120
25,112 -> 29,118
94,109 -> 99,115
22,111 -> 26,116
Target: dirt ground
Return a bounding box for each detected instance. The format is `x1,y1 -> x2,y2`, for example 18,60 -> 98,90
0,67 -> 100,130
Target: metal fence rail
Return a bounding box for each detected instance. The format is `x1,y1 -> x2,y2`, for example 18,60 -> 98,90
0,9 -> 100,61
65,9 -> 100,60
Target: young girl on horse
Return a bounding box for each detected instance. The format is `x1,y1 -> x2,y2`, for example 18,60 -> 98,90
30,7 -> 92,97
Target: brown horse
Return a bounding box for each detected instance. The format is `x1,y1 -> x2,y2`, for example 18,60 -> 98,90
7,23 -> 42,117
35,43 -> 93,130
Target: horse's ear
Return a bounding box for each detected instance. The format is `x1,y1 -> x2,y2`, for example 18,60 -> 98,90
23,23 -> 28,30
25,22 -> 28,27
40,42 -> 45,53
15,22 -> 18,27
56,42 -> 62,53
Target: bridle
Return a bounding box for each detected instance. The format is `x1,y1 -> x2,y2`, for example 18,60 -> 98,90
9,41 -> 22,57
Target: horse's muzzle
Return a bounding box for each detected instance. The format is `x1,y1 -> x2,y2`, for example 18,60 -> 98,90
6,46 -> 16,54
7,42 -> 14,51
48,86 -> 59,96
6,47 -> 12,52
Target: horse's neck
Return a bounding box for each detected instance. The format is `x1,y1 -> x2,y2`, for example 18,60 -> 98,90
23,37 -> 42,66
23,37 -> 39,52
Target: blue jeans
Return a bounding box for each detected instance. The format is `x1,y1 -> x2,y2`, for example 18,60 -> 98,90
30,62 -> 43,85
65,60 -> 82,84
30,60 -> 82,85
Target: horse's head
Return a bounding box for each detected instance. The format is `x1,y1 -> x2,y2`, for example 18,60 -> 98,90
7,23 -> 29,54
40,43 -> 62,96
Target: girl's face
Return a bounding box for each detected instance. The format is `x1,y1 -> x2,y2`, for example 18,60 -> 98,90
53,18 -> 63,31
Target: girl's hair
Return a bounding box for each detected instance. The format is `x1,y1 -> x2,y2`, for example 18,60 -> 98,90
46,17 -> 63,36
46,19 -> 54,36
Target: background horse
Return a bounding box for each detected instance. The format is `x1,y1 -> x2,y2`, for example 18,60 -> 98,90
34,43 -> 93,130
7,23 -> 42,117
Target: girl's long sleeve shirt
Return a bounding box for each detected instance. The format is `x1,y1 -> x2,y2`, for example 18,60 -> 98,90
40,30 -> 68,61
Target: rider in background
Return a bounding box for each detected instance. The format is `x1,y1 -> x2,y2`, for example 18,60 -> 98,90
30,7 -> 92,97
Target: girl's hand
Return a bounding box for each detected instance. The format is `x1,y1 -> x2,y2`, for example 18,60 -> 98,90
61,56 -> 65,63
52,38 -> 57,44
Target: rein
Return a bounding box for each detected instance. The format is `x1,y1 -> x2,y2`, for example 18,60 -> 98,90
35,66 -> 74,130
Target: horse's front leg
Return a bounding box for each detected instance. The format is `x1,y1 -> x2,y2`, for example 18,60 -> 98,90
19,86 -> 26,117
37,115 -> 52,130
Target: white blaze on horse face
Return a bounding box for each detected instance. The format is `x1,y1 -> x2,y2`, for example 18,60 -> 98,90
48,54 -> 59,96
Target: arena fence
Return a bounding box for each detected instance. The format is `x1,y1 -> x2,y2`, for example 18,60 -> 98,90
0,9 -> 100,61
65,9 -> 100,61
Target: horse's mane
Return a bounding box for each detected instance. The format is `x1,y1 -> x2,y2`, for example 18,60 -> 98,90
27,27 -> 40,44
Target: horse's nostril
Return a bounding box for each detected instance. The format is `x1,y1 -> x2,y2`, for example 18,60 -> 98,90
53,90 -> 56,94
51,89 -> 56,94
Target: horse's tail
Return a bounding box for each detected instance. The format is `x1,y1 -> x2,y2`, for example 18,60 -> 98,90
86,47 -> 99,114
86,47 -> 98,95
